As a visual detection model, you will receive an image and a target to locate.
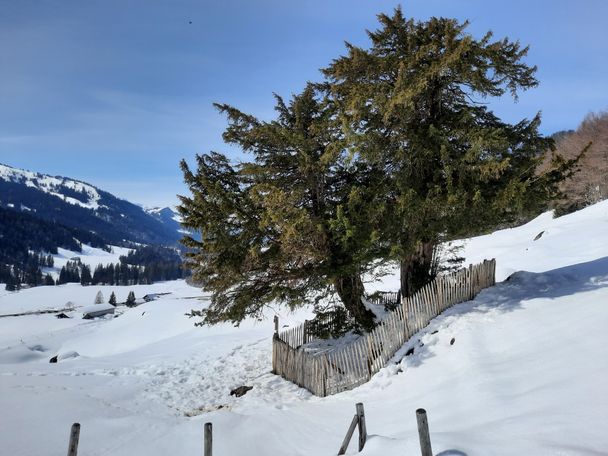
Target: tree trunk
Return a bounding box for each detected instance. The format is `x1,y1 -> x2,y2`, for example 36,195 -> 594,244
400,241 -> 436,298
334,275 -> 376,331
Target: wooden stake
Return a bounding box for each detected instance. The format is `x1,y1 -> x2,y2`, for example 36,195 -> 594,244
204,422 -> 212,456
67,423 -> 80,456
356,403 -> 367,452
274,315 -> 279,335
416,408 -> 433,456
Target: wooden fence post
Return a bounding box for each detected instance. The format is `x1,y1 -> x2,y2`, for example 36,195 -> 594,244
67,423 -> 80,456
274,315 -> 279,336
204,422 -> 212,456
416,408 -> 432,456
356,402 -> 367,451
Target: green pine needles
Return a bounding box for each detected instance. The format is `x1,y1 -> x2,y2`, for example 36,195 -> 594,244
178,8 -> 579,331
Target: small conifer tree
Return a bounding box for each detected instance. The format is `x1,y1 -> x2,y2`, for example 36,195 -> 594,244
94,290 -> 104,304
126,291 -> 136,307
108,291 -> 117,306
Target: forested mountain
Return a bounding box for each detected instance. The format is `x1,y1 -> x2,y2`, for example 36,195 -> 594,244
0,163 -> 181,246
0,206 -> 110,289
0,164 -> 190,290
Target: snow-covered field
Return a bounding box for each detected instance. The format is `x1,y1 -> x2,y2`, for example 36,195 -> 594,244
1,201 -> 608,455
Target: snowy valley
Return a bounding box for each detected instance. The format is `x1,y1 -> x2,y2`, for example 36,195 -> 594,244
1,201 -> 607,455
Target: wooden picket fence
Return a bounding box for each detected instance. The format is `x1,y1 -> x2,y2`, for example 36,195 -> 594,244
272,259 -> 496,396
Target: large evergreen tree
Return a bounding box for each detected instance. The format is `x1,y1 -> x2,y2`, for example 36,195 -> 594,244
179,9 -> 579,331
322,8 -> 579,297
179,85 -> 385,329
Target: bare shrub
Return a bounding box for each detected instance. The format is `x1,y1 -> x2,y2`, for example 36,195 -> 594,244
548,111 -> 608,213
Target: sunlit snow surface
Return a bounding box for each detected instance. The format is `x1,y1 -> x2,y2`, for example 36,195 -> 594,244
1,201 -> 608,455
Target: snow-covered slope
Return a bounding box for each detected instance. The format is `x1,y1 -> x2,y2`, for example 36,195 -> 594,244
1,201 -> 607,455
39,244 -> 133,282
0,163 -> 102,210
53,244 -> 133,269
370,200 -> 608,292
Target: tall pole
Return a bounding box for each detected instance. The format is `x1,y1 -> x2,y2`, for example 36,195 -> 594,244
416,409 -> 433,456
204,422 -> 212,456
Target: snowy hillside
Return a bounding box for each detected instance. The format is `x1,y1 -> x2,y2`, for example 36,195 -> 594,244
1,201 -> 607,455
0,163 -> 102,210
0,163 -> 182,245
53,244 -> 133,270
38,244 -> 133,283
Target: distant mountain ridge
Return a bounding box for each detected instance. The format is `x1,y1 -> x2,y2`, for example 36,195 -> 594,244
0,163 -> 182,246
145,206 -> 183,234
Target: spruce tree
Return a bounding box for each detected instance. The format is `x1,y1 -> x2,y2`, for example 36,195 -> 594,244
80,264 -> 92,286
322,8 -> 580,297
108,264 -> 115,285
5,274 -> 17,291
126,290 -> 136,307
108,291 -> 117,306
92,264 -> 103,285
94,290 -> 104,304
58,267 -> 65,285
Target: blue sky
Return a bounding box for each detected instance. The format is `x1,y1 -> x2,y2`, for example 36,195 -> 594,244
1,0 -> 607,207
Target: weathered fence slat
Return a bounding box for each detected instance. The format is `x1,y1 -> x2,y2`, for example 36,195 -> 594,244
356,403 -> 367,452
